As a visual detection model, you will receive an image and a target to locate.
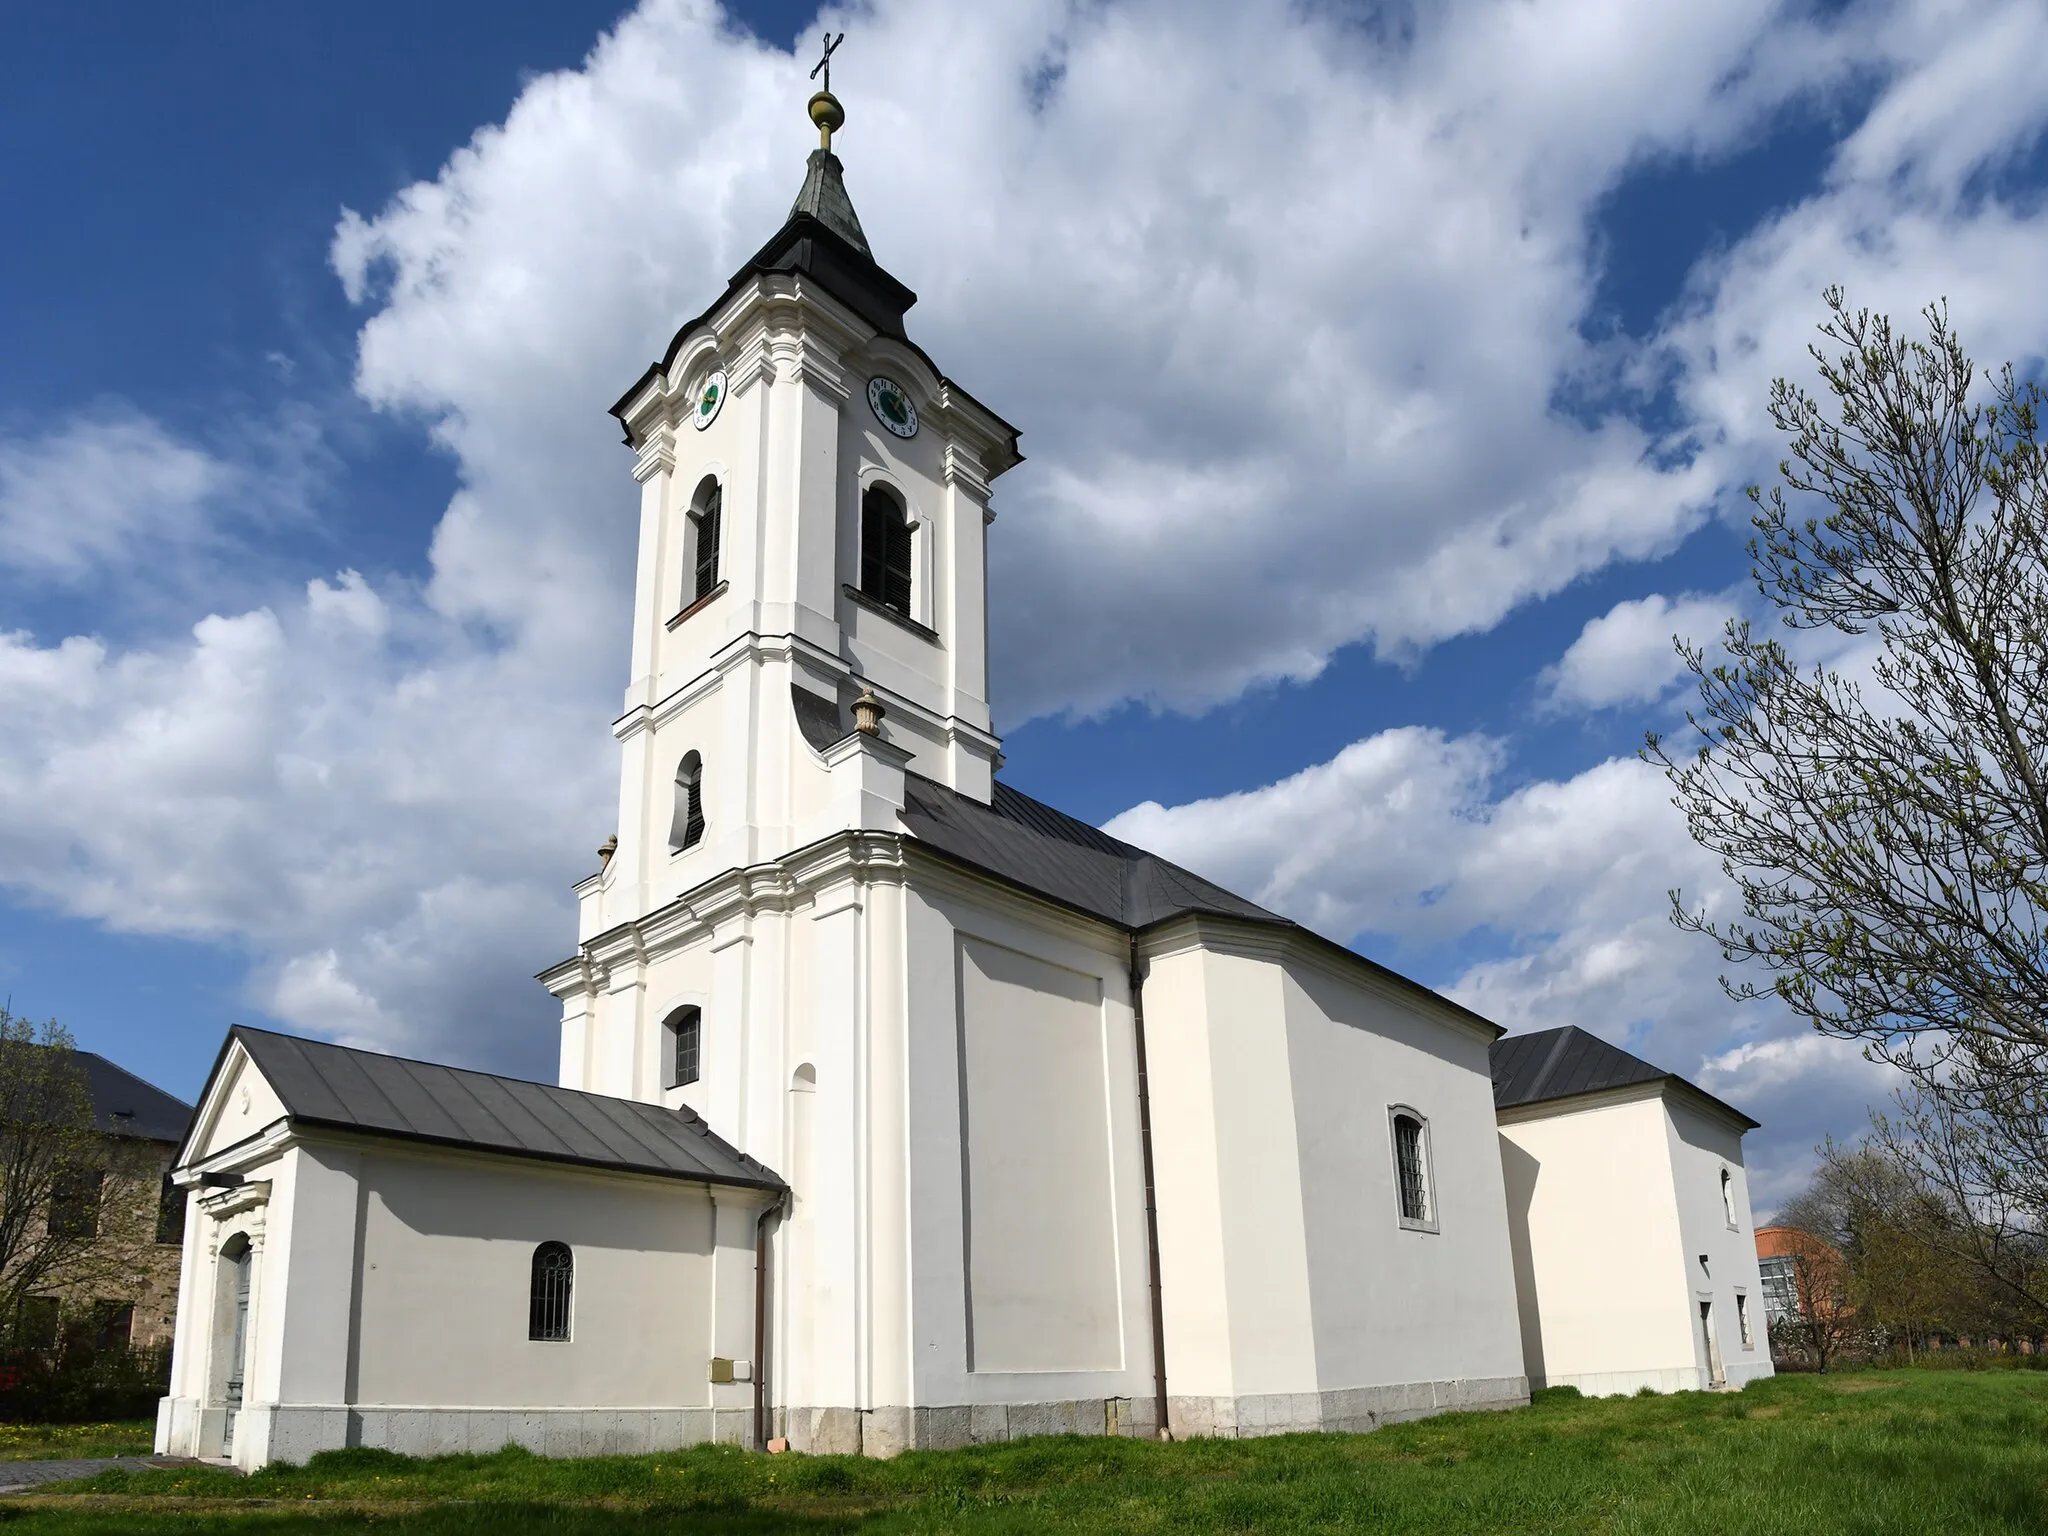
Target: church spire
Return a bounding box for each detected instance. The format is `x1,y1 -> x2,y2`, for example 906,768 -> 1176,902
793,33 -> 870,257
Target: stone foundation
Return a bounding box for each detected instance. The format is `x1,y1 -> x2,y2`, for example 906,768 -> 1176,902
773,1376 -> 1528,1457
156,1397 -> 751,1471
1168,1375 -> 1528,1438
1535,1359 -> 1772,1398
160,1375 -> 1531,1469
774,1394 -> 1160,1456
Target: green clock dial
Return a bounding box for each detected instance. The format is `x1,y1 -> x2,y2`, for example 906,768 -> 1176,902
693,369 -> 727,431
867,376 -> 918,439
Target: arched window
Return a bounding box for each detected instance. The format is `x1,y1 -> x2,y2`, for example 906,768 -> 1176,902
529,1241 -> 573,1341
666,1007 -> 702,1089
860,485 -> 913,621
670,752 -> 705,851
1721,1168 -> 1737,1227
689,477 -> 722,604
1391,1110 -> 1433,1227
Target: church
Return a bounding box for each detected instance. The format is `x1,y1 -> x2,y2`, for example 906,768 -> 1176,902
155,81 -> 1766,1470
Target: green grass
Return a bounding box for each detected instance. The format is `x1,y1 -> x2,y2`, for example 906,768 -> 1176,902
7,1371 -> 2048,1532
0,1423 -> 154,1462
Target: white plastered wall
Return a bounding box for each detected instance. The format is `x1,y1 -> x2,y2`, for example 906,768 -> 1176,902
1141,923 -> 1528,1436
892,868 -> 1161,1445
1498,1086 -> 1772,1395
1283,959 -> 1527,1403
158,1051 -> 770,1470
1662,1097 -> 1774,1390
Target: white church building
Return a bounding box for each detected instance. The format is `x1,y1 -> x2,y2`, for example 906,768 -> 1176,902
157,87 -> 1764,1470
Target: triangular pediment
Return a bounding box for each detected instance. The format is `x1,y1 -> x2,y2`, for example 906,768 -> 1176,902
179,1040 -> 288,1168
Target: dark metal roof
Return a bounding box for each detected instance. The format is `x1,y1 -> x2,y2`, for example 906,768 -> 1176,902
792,684 -> 850,750
779,686 -> 1497,1035
191,1026 -> 783,1192
1490,1025 -> 1759,1129
789,149 -> 870,256
901,773 -> 1282,931
612,156 -> 915,425
78,1052 -> 192,1143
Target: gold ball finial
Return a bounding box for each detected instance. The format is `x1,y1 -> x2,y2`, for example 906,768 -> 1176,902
808,90 -> 844,150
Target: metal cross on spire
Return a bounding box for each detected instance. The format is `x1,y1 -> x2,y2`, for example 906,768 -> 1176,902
809,31 -> 844,94
806,32 -> 847,149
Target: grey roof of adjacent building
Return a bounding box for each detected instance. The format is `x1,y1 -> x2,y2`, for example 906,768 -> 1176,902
1490,1025 -> 1760,1129
189,1026 -> 783,1192
77,1052 -> 193,1143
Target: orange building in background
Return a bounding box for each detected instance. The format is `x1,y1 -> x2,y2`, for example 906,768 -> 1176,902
1755,1225 -> 1846,1330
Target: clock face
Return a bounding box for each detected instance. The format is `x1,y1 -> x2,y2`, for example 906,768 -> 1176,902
867,376 -> 918,439
692,369 -> 727,431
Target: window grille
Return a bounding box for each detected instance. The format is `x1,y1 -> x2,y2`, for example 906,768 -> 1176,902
48,1165 -> 103,1239
671,753 -> 705,851
1758,1254 -> 1800,1325
155,1171 -> 186,1246
691,484 -> 722,602
669,1007 -> 702,1088
1393,1114 -> 1429,1224
860,486 -> 913,620
529,1242 -> 573,1341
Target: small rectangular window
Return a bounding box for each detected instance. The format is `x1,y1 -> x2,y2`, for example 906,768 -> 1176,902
18,1297 -> 59,1351
1736,1292 -> 1754,1348
48,1165 -> 103,1239
91,1301 -> 134,1352
1391,1111 -> 1432,1227
156,1171 -> 186,1246
668,1008 -> 702,1089
529,1242 -> 573,1342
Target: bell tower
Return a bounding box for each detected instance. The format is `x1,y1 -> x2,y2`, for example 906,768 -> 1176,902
578,75 -> 1023,946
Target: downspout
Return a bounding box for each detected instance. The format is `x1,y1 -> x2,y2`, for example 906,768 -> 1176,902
1129,932 -> 1172,1441
754,1193 -> 785,1451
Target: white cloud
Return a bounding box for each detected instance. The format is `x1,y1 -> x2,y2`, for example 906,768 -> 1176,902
1106,733 -> 1896,1197
0,414 -> 230,581
3,0 -> 2046,1097
1540,591 -> 1740,713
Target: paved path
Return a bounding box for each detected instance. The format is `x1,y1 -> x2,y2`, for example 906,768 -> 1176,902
0,1457 -> 188,1492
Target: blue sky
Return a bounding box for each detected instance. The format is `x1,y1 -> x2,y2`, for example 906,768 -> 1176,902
4,0 -> 2046,1206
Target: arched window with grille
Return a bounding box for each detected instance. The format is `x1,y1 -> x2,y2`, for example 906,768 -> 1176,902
667,1006 -> 702,1089
1390,1109 -> 1435,1229
860,485 -> 913,621
529,1241 -> 573,1341
670,752 -> 705,852
689,477 -> 722,604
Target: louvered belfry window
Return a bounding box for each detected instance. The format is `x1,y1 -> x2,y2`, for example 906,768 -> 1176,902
691,483 -> 722,602
1393,1114 -> 1429,1223
529,1241 -> 573,1341
671,753 -> 705,851
860,486 -> 913,620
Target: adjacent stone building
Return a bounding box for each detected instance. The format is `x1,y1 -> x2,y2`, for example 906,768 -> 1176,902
27,1052 -> 194,1354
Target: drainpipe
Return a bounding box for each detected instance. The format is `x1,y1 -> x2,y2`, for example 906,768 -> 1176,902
753,1194 -> 785,1451
1129,933 -> 1171,1441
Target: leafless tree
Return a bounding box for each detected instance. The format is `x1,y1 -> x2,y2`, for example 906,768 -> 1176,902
1646,290 -> 2048,1081
0,1008 -> 129,1349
